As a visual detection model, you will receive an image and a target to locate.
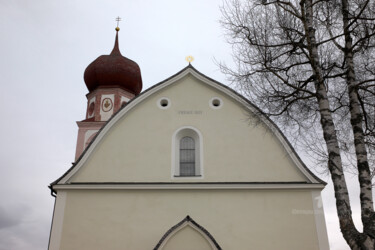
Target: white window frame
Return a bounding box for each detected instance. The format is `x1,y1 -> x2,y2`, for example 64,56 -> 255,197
172,126 -> 203,179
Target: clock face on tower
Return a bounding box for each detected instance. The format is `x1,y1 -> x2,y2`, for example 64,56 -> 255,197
102,98 -> 113,112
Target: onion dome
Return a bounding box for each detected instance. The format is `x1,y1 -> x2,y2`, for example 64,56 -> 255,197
84,28 -> 142,95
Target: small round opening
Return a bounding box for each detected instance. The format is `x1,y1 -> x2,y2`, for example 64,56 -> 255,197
160,99 -> 169,107
158,98 -> 171,109
212,99 -> 221,107
209,97 -> 223,109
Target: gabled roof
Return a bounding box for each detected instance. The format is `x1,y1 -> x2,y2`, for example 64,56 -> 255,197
50,65 -> 325,193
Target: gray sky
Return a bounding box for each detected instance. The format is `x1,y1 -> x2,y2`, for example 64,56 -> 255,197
0,1 -> 365,249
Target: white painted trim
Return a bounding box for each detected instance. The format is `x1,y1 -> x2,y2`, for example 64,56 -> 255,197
158,221 -> 218,250
48,191 -> 67,250
53,183 -> 325,190
311,191 -> 330,250
59,67 -> 320,184
171,126 -> 204,179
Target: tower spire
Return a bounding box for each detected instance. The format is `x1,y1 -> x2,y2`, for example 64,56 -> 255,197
111,16 -> 122,56
110,31 -> 121,56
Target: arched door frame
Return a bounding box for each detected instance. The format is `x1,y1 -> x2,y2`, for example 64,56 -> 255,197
154,215 -> 222,250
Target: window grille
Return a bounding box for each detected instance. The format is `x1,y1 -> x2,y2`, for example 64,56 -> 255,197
180,136 -> 195,176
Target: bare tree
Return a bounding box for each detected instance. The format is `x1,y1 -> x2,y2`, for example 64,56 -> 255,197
339,0 -> 375,244
220,0 -> 375,248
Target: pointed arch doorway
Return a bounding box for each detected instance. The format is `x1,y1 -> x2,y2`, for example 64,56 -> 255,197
154,216 -> 222,250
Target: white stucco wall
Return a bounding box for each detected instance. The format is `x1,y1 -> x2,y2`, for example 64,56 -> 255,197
57,189 -> 321,250
69,74 -> 308,183
162,226 -> 213,250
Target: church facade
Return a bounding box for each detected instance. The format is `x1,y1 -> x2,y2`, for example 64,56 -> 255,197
48,28 -> 329,250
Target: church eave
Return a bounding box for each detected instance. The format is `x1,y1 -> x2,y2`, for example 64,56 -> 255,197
52,182 -> 326,192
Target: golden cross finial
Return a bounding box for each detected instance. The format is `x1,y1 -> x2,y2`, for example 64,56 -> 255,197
185,55 -> 194,64
115,16 -> 122,31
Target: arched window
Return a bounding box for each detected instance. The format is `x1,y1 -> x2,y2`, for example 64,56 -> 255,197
172,127 -> 203,178
180,137 -> 195,176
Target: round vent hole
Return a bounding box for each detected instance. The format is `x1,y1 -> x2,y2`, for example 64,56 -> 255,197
160,99 -> 169,107
212,99 -> 221,107
158,98 -> 171,109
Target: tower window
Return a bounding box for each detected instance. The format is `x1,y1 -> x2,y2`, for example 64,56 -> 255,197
179,137 -> 195,176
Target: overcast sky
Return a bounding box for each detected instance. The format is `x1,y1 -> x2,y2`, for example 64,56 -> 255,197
0,1 -> 368,249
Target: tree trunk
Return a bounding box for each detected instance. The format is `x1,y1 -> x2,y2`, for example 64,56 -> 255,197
301,0 -> 362,248
341,0 -> 375,247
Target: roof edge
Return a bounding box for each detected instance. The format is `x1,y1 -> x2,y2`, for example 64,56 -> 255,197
50,64 -> 325,191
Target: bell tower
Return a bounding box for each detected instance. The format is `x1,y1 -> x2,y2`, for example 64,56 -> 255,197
75,21 -> 143,160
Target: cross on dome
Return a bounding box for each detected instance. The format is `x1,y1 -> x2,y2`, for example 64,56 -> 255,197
115,16 -> 121,31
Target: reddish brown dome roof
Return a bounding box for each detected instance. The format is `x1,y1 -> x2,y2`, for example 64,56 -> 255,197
84,31 -> 142,95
